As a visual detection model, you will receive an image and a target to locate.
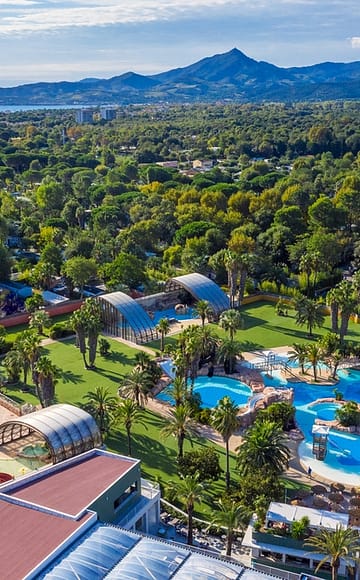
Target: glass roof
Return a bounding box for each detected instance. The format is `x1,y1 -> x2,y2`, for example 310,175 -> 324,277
98,291 -> 157,339
0,404 -> 102,463
41,525 -> 246,580
165,273 -> 230,314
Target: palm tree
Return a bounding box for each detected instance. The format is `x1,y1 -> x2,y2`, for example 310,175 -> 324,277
237,419 -> 290,477
305,525 -> 360,580
217,338 -> 243,374
164,376 -> 188,407
168,473 -> 205,545
116,398 -> 147,456
83,299 -> 102,368
156,318 -> 170,352
177,325 -> 202,391
211,396 -> 239,490
194,299 -> 212,327
210,499 -> 247,556
15,330 -> 41,385
84,386 -> 118,435
336,280 -> 358,343
219,309 -> 243,341
119,367 -> 153,407
35,356 -> 59,407
134,350 -> 151,371
3,348 -> 23,383
287,343 -> 308,374
198,325 -> 218,364
293,296 -> 325,337
326,286 -> 340,333
29,309 -> 51,335
70,308 -> 88,368
305,343 -> 323,381
161,403 -> 200,458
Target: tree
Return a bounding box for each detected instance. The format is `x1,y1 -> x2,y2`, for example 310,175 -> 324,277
257,401 -> 296,431
219,309 -> 243,341
3,349 -> 22,383
29,309 -> 51,335
287,343 -> 308,374
177,447 -> 222,481
164,376 -> 188,407
70,308 -> 88,368
82,299 -> 102,368
210,499 -> 247,556
237,419 -> 290,476
305,525 -> 360,580
25,294 -> 45,313
194,299 -> 212,327
217,338 -> 243,374
63,256 -> 97,298
35,356 -> 59,407
211,396 -> 239,490
119,367 -> 153,407
156,317 -> 170,352
305,343 -> 324,381
161,403 -> 200,459
336,280 -> 358,343
15,330 -> 41,385
293,296 -> 325,337
116,398 -> 148,456
168,473 -> 205,545
84,386 -> 118,435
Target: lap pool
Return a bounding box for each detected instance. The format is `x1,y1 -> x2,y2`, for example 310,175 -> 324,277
157,375 -> 252,409
263,369 -> 360,486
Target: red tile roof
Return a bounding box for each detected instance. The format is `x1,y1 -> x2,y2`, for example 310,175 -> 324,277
0,500 -> 92,580
7,453 -> 138,516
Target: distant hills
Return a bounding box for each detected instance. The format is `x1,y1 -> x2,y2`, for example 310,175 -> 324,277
1,48 -> 360,105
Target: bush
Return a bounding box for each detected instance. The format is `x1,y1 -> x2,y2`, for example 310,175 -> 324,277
177,447 -> 222,481
99,338 -> 111,357
49,322 -> 74,340
0,340 -> 14,355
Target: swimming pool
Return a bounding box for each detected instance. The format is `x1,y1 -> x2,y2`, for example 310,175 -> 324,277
157,375 -> 252,409
152,307 -> 197,325
262,368 -> 360,486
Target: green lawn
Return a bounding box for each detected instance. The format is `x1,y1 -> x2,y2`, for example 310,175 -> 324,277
3,313 -> 72,343
3,336 -> 141,407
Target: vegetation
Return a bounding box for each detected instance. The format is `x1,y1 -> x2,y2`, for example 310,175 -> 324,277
305,525 -> 360,580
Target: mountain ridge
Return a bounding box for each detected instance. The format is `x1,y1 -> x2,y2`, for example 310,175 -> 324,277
0,48 -> 359,105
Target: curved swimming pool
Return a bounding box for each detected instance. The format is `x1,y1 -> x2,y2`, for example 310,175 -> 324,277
157,375 -> 252,409
263,369 -> 360,486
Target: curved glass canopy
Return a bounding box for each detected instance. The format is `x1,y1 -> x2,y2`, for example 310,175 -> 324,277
97,291 -> 158,343
165,273 -> 229,315
0,404 -> 102,464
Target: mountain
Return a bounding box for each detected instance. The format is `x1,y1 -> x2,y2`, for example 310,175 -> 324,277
0,48 -> 359,105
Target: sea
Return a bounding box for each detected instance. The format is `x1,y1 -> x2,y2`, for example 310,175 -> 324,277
0,105 -> 89,112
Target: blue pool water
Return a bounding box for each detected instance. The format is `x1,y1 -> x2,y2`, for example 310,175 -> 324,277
152,307 -> 197,325
157,375 -> 252,409
263,369 -> 360,485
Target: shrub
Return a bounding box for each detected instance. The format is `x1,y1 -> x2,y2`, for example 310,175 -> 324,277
49,322 -> 74,340
99,338 -> 111,357
177,447 -> 222,481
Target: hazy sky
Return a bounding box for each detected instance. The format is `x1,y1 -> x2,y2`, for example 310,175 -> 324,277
0,0 -> 359,86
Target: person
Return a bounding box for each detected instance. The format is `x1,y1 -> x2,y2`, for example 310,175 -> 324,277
307,466 -> 312,478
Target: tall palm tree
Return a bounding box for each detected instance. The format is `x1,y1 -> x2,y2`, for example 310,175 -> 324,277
211,396 -> 239,490
210,499 -> 247,556
84,299 -> 102,368
161,403 -> 200,458
164,376 -> 188,407
305,525 -> 360,580
177,325 -> 202,391
236,419 -> 290,477
116,398 -> 147,456
293,296 -> 325,337
119,367 -> 153,407
326,286 -> 340,334
336,280 -> 358,343
3,348 -> 23,383
29,309 -> 51,335
156,318 -> 170,352
194,299 -> 212,327
15,330 -> 41,385
217,338 -> 243,374
305,343 -> 323,381
134,350 -> 151,371
70,308 -> 88,368
198,325 -> 218,364
35,356 -> 59,407
219,309 -> 243,341
168,473 -> 205,545
287,343 -> 308,374
84,386 -> 118,435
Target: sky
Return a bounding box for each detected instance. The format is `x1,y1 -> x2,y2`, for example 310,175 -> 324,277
0,0 -> 359,86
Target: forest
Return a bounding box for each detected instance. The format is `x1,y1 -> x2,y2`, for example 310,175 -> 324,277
0,101 -> 359,303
